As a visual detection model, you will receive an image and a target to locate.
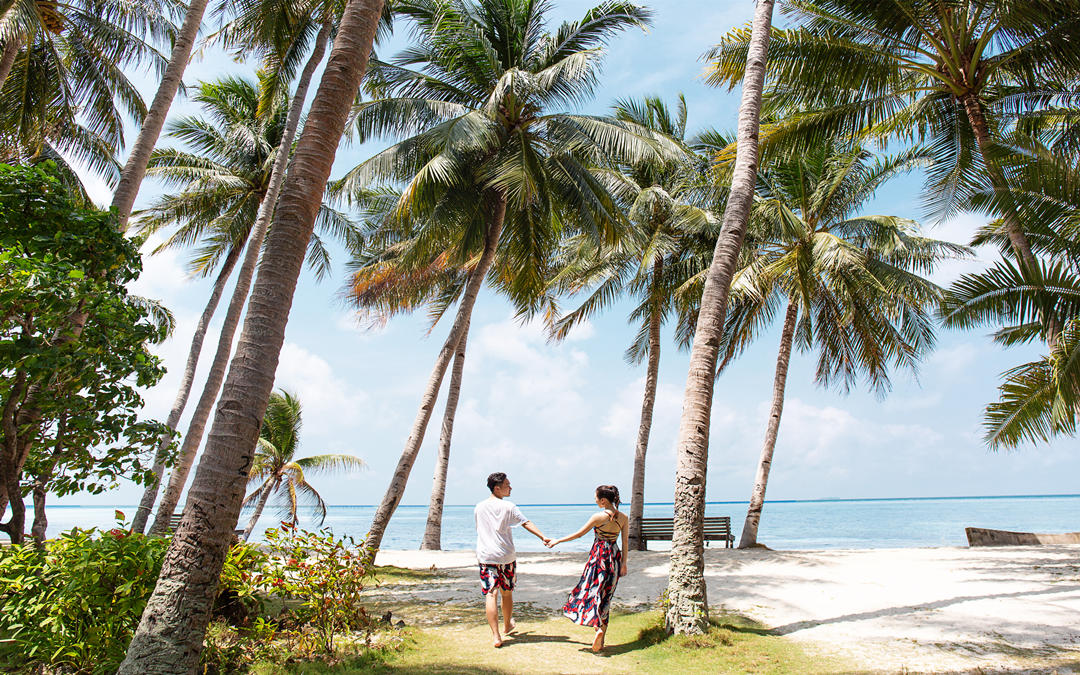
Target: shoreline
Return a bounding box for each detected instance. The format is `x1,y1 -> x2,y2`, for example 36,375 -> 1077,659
372,545 -> 1080,673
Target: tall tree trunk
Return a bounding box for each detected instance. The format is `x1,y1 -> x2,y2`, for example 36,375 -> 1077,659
0,372 -> 27,544
629,257 -> 664,552
147,20 -> 332,536
0,36 -> 23,92
958,92 -> 1057,345
738,301 -> 797,549
420,320 -> 470,551
132,246 -> 242,534
110,0 -> 211,230
364,195 -> 506,554
117,2 -> 384,671
241,479 -> 276,541
30,414 -> 67,547
665,0 -> 774,636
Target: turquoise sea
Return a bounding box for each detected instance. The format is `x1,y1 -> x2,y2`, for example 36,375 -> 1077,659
44,494 -> 1080,551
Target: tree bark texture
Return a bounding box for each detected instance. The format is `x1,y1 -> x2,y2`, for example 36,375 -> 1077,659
738,301 -> 797,549
665,0 -> 774,636
147,22 -> 331,536
420,320 -> 470,550
110,0 -> 210,230
132,246 -> 242,534
117,2 -> 384,671
365,195 -> 507,554
242,478 -> 276,541
0,36 -> 23,93
628,257 -> 663,552
0,373 -> 27,543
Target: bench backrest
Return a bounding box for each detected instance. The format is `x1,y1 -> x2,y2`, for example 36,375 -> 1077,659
640,516 -> 732,540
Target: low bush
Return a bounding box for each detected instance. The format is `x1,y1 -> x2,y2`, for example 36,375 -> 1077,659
0,525 -> 264,674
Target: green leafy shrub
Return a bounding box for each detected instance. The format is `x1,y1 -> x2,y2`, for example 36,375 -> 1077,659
0,527 -> 168,674
0,524 -> 267,674
257,523 -> 376,653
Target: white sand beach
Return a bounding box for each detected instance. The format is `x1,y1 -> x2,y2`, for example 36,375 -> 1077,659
373,546 -> 1080,673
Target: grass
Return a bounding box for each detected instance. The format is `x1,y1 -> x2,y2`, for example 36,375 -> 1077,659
249,608 -> 846,674
369,565 -> 443,587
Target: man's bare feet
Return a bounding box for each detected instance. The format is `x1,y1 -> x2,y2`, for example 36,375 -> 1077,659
591,627 -> 605,653
504,618 -> 516,635
492,633 -> 503,648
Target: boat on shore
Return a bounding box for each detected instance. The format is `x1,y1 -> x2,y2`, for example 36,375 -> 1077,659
966,527 -> 1080,546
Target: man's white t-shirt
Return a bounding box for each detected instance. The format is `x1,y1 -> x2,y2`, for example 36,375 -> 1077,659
474,497 -> 528,564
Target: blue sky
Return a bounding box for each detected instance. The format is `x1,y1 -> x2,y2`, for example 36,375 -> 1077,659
59,0 -> 1076,512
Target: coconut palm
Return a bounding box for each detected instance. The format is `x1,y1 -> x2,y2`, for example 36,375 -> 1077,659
141,74 -> 357,536
549,95 -> 716,551
942,140 -> 1080,448
118,0 -> 386,670
706,0 -> 1080,281
664,0 -> 776,636
240,390 -> 365,539
722,143 -> 967,548
340,0 -> 671,553
0,0 -> 177,188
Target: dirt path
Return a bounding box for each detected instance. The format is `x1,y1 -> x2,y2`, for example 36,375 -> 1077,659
371,546 -> 1080,673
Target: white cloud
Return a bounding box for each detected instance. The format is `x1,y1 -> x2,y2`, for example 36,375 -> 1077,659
274,342 -> 370,434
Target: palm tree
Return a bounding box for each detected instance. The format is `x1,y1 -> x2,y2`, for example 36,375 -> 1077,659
0,0 -> 178,188
241,390 -> 365,540
942,140 -> 1080,448
706,0 -> 1080,289
722,143 -> 966,548
141,74 -> 356,536
550,95 -> 715,551
339,0 -> 667,553
118,0 -> 386,670
664,0 -> 776,636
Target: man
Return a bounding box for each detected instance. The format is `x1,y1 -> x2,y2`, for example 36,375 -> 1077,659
475,472 -> 549,647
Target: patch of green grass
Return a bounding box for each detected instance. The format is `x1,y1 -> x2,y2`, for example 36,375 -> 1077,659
369,565 -> 442,586
264,608 -> 846,674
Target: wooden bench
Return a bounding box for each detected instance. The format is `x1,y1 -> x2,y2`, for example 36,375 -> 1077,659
640,516 -> 734,549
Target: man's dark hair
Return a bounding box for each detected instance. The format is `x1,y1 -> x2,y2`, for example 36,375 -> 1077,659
487,472 -> 508,493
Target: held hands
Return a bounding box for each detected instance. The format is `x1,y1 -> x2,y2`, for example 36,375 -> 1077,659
544,537 -> 560,549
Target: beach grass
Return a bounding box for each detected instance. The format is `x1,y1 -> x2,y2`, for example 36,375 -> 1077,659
249,609 -> 845,674
370,564 -> 443,586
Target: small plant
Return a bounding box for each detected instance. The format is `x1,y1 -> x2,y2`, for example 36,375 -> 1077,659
257,522 -> 376,653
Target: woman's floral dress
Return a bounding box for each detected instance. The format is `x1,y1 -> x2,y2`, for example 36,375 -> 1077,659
562,514 -> 622,628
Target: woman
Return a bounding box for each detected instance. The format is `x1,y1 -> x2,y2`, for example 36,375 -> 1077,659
546,485 -> 628,652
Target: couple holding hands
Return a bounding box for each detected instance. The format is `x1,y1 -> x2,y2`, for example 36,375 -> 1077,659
474,472 -> 628,652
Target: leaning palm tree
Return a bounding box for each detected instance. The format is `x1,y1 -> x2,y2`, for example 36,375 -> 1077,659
723,143 -> 967,548
138,74 -> 357,536
550,94 -> 715,551
706,0 -> 1080,297
664,0 -> 776,636
339,0 -> 668,553
0,0 -> 178,188
241,390 -> 365,540
118,0 -> 386,670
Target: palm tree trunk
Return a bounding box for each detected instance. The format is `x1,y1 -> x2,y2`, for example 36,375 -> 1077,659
110,0 -> 211,230
958,92 -> 1057,346
131,246 -> 242,534
420,319 -> 470,551
738,301 -> 797,549
117,2 -> 384,672
365,193 -> 507,554
0,36 -> 22,91
242,479 -> 276,541
147,20 -> 333,536
629,257 -> 664,552
665,0 -> 775,636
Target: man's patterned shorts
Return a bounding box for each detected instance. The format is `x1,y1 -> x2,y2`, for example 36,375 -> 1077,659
478,561 -> 516,594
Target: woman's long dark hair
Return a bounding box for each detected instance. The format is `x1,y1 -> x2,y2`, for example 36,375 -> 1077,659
596,485 -> 620,509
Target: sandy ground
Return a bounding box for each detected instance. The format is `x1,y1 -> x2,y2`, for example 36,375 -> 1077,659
371,546 -> 1080,673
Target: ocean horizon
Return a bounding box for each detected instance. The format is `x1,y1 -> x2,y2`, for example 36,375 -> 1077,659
43,493 -> 1080,551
